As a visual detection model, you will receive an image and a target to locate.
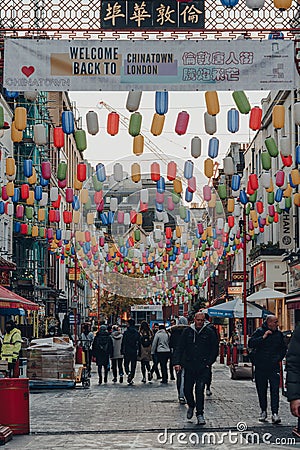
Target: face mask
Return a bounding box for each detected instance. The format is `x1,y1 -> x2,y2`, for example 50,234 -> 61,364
5,325 -> 12,333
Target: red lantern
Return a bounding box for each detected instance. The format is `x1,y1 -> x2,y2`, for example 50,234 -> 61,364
1,186 -> 8,201
20,223 -> 28,234
77,163 -> 87,182
247,180 -> 255,195
281,153 -> 293,167
85,231 -> 91,242
249,174 -> 258,191
63,211 -> 72,224
65,188 -> 74,203
49,210 -> 56,222
175,111 -> 189,135
107,112 -> 119,136
21,184 -> 29,200
58,179 -> 67,189
249,107 -> 262,131
274,212 -> 279,223
53,127 -> 65,148
256,201 -> 264,214
130,210 -> 137,224
228,216 -> 235,228
55,210 -> 60,222
151,162 -> 160,182
94,191 -> 103,204
52,195 -> 61,209
41,161 -> 51,180
165,227 -> 172,239
167,161 -> 177,181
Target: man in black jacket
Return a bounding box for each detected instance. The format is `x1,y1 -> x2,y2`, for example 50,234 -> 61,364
121,319 -> 141,385
286,326 -> 300,417
173,312 -> 219,425
248,315 -> 287,424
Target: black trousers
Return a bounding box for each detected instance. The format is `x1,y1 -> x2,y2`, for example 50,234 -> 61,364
157,352 -> 170,383
111,358 -> 124,378
150,353 -> 161,379
141,360 -> 151,378
254,367 -> 280,414
206,366 -> 212,389
124,354 -> 137,380
97,364 -> 108,382
184,367 -> 209,417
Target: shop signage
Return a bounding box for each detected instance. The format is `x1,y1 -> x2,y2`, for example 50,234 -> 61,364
280,210 -> 293,249
228,286 -> 243,295
68,268 -> 81,281
4,39 -> 295,92
131,304 -> 162,311
253,261 -> 265,286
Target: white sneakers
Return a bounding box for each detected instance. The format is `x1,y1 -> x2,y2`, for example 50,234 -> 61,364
272,414 -> 281,424
258,411 -> 281,424
259,411 -> 267,422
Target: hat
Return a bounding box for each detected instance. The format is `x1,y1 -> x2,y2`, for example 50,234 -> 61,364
178,316 -> 188,325
100,325 -> 107,331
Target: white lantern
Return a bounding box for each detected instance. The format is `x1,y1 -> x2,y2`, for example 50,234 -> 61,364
50,187 -> 59,202
191,136 -> 201,158
24,91 -> 38,101
140,189 -> 149,203
245,0 -> 265,9
34,124 -> 47,146
223,156 -> 235,175
7,203 -> 14,216
261,172 -> 271,189
156,211 -> 164,221
217,218 -> 224,230
294,102 -> 300,126
280,136 -> 291,157
154,229 -> 162,241
234,204 -> 241,217
86,111 -> 99,135
126,91 -> 142,112
110,197 -> 118,212
40,192 -> 48,206
162,212 -> 169,223
204,112 -> 217,135
124,213 -> 130,226
113,163 -> 123,182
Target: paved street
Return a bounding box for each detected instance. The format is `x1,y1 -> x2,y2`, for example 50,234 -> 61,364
5,361 -> 300,449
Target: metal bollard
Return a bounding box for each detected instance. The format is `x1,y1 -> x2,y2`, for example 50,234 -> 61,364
226,344 -> 231,366
232,343 -> 238,365
219,342 -> 225,364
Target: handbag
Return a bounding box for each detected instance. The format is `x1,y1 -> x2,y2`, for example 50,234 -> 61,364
230,363 -> 253,380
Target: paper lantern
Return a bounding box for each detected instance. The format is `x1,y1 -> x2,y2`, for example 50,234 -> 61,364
203,185 -> 212,201
185,188 -> 193,202
65,188 -> 74,203
239,190 -> 248,205
56,162 -> 67,182
232,91 -> 251,114
50,187 -> 59,202
218,184 -> 227,200
129,112 -> 142,137
294,103 -> 300,126
173,178 -> 182,194
12,188 -> 20,203
249,106 -> 262,130
151,113 -> 165,136
34,185 -> 42,201
249,174 -> 259,191
113,163 -> 123,182
272,105 -> 285,129
291,169 -> 300,185
6,181 -> 14,197
274,0 -> 292,9
6,157 -> 16,177
80,189 -> 89,204
208,137 -> 219,159
140,189 -> 149,204
204,112 -> 217,135
231,174 -> 241,191
34,124 -> 47,146
28,168 -> 37,185
53,127 -> 64,148
151,162 -> 160,182
246,0 -> 264,9
281,154 -> 292,167
184,160 -> 194,179
14,107 -> 27,131
107,112 -> 119,136
205,91 -> 220,116
131,163 -> 141,183
227,198 -> 235,213
265,137 -> 278,157
126,91 -> 142,112
20,184 -> 29,200
191,136 -> 201,159
227,108 -> 239,133
77,163 -> 87,182
38,209 -> 45,221
62,111 -> 74,134
75,130 -> 87,152
223,156 -> 234,175
175,111 -> 189,135
188,176 -> 196,193
133,135 -> 144,156
11,121 -> 22,142
261,152 -> 271,170
155,91 -> 168,115
86,111 -> 99,135
204,158 -> 214,179
96,163 -> 106,182
166,161 -> 176,181
279,136 -> 290,156
294,193 -> 300,206
58,179 -> 67,189
157,176 -> 165,194
275,188 -> 283,203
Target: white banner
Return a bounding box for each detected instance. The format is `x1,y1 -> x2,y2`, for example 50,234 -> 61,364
131,304 -> 162,311
4,39 -> 295,92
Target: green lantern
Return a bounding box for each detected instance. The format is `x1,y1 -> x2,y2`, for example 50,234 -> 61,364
261,152 -> 271,170
57,162 -> 67,181
134,229 -> 141,241
218,184 -> 227,200
265,137 -> 278,158
249,191 -> 257,203
216,201 -> 223,215
92,175 -> 102,192
129,112 -> 142,137
75,129 -> 87,152
84,197 -> 92,211
39,227 -> 45,238
245,204 -> 251,215
276,205 -> 282,214
179,206 -> 186,220
0,106 -> 4,129
25,206 -> 33,219
232,91 -> 251,114
268,191 -> 274,205
285,197 -> 292,209
268,215 -> 274,224
27,224 -> 32,236
172,191 -> 181,204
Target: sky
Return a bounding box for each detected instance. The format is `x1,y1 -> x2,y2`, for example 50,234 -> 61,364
69,90 -> 268,175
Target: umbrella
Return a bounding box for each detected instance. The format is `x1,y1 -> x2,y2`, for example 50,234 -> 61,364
247,287 -> 285,302
207,298 -> 264,318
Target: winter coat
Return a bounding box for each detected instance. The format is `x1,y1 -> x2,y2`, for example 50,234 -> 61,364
92,330 -> 113,365
80,331 -> 94,350
169,325 -> 189,352
173,323 -> 219,371
151,329 -> 170,354
139,331 -> 153,362
248,321 -> 286,370
111,330 -> 123,360
286,326 -> 300,401
0,327 -> 22,363
121,326 -> 141,358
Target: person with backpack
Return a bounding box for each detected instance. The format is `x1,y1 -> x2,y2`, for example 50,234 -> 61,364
151,324 -> 171,384
80,323 -> 94,377
110,325 -> 124,383
121,319 -> 141,385
169,316 -> 189,403
92,324 -> 113,385
139,321 -> 153,383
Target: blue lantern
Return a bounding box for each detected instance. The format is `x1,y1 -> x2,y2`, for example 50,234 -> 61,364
221,0 -> 239,7
12,188 -> 20,203
40,175 -> 49,187
208,137 -> 219,159
155,91 -> 168,115
34,185 -> 43,201
100,212 -> 108,225
231,174 -> 241,191
184,210 -> 191,223
156,201 -> 164,212
227,108 -> 239,133
275,188 -> 283,203
157,176 -> 165,194
14,221 -> 21,233
5,89 -> 19,99
62,111 -> 75,135
23,159 -> 33,178
72,195 -> 80,211
0,202 -> 4,214
296,146 -> 300,165
56,229 -> 62,240
185,188 -> 193,203
96,163 -> 106,182
239,190 -> 248,205
108,211 -> 115,224
184,159 -> 194,179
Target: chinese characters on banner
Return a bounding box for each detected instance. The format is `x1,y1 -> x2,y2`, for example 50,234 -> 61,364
101,0 -> 205,29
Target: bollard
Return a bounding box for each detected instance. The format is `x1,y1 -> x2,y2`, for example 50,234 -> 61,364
219,342 -> 225,364
226,344 -> 232,366
232,343 -> 238,365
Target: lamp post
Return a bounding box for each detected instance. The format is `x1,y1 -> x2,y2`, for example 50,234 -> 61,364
242,206 -> 248,358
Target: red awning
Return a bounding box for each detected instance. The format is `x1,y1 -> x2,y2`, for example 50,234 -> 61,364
0,285 -> 39,311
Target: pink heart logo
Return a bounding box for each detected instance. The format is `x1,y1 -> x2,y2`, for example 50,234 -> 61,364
21,66 -> 35,77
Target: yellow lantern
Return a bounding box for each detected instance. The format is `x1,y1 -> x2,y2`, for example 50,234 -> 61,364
80,189 -> 89,204
131,163 -> 141,183
32,225 -> 39,237
6,157 -> 16,176
272,105 -> 285,129
87,212 -> 95,225
136,213 -> 143,225
11,121 -> 22,143
294,193 -> 300,206
202,230 -> 207,240
227,198 -> 235,213
250,210 -> 258,222
38,209 -> 45,221
74,177 -> 83,190
176,226 -> 181,238
73,211 -> 81,224
14,107 -> 27,131
6,181 -> 14,197
274,0 -> 292,9
28,167 -> 37,185
173,178 -> 182,194
151,113 -> 165,136
26,191 -> 35,205
205,91 -> 220,116
208,193 -> 216,208
206,226 -> 213,237
284,184 -> 292,198
204,158 -> 214,179
133,135 -> 144,156
291,169 -> 300,186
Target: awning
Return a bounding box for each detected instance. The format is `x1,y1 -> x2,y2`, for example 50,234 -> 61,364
0,307 -> 25,316
0,285 -> 39,310
0,255 -> 16,271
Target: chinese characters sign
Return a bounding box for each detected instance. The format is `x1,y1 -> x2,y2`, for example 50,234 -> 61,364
101,1 -> 204,30
4,39 -> 295,91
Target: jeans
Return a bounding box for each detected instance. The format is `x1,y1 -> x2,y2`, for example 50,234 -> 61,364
176,368 -> 185,399
97,364 -> 108,383
254,367 -> 280,414
184,367 -> 210,416
111,358 -> 124,379
157,352 -> 170,383
150,353 -> 161,379
124,354 -> 137,380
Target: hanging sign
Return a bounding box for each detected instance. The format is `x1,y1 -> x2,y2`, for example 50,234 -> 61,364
131,304 -> 163,311
4,39 -> 295,92
280,209 -> 293,249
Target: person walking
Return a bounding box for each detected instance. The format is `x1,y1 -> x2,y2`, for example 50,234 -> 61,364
173,312 -> 219,425
110,325 -> 124,383
248,315 -> 287,424
80,323 -> 94,376
0,320 -> 22,378
139,321 -> 153,383
203,313 -> 219,396
150,322 -> 162,380
121,319 -> 141,385
286,326 -> 300,418
92,325 -> 113,385
151,324 -> 170,384
169,316 -> 189,403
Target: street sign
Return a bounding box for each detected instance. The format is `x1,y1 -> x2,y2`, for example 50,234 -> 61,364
69,313 -> 81,325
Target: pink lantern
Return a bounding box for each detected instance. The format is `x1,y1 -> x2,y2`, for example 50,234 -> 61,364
175,111 -> 189,135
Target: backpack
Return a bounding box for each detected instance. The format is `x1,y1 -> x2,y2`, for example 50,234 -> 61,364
96,336 -> 109,353
141,333 -> 151,348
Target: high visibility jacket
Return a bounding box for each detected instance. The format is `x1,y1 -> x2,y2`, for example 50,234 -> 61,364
0,328 -> 22,363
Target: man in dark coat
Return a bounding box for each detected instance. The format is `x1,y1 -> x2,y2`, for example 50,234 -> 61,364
248,315 -> 287,424
92,325 -> 113,385
173,312 -> 219,425
121,319 -> 141,385
169,316 -> 189,403
286,326 -> 300,417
